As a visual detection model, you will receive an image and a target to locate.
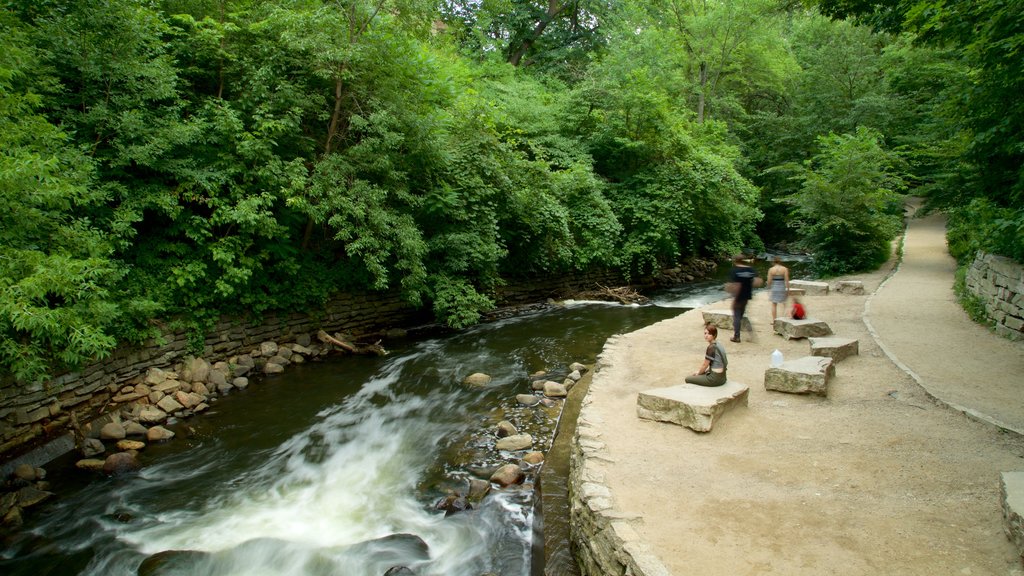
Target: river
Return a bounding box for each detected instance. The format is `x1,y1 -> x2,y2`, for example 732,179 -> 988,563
0,257 -> 809,576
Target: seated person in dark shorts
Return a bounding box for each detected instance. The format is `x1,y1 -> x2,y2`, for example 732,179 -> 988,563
684,324 -> 728,387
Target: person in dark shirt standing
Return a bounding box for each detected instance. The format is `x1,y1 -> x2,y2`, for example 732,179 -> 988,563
727,254 -> 762,343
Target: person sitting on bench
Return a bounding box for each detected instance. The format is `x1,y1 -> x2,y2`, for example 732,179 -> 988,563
685,324 -> 728,387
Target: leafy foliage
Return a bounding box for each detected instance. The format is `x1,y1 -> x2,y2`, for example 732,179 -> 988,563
782,127 -> 905,275
1,0 -> 1010,383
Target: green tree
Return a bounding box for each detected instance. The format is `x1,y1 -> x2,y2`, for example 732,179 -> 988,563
783,127 -> 904,275
0,12 -> 136,383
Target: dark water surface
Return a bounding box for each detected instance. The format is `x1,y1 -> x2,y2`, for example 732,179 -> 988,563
0,256 -> 810,576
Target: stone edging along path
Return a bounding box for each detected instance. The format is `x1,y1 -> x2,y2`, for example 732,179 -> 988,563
566,209 -> 1024,575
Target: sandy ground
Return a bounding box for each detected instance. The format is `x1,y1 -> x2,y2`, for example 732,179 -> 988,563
584,204 -> 1024,575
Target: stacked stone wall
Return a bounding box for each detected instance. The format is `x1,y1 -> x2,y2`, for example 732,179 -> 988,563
965,252 -> 1024,341
0,269 -> 639,464
0,291 -> 427,461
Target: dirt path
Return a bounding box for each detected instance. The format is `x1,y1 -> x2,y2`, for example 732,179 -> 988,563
583,205 -> 1024,575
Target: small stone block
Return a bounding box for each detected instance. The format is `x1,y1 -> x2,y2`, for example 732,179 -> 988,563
1002,471 -> 1024,561
764,356 -> 835,396
701,309 -> 751,332
774,317 -> 833,340
787,288 -> 806,297
790,280 -> 830,295
834,280 -> 865,295
809,336 -> 859,362
637,381 -> 749,432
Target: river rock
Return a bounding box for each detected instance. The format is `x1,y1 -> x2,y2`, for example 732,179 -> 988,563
543,381 -> 567,398
117,440 -> 146,451
17,486 -> 54,508
233,377 -> 249,389
496,420 -> 518,438
232,363 -> 251,377
569,362 -> 588,374
100,421 -> 127,440
192,382 -> 210,396
157,396 -> 185,414
103,452 -> 141,475
147,426 -> 175,442
81,437 -> 105,457
125,421 -> 149,436
467,478 -> 491,502
186,357 -> 211,384
566,369 -> 583,382
516,394 -> 541,406
531,379 -> 548,391
263,362 -> 284,374
384,567 -> 415,576
522,451 -> 544,465
144,367 -> 171,386
259,341 -> 279,357
496,434 -> 533,451
175,390 -> 198,409
76,458 -> 106,472
138,405 -> 167,424
13,464 -> 36,482
208,368 -> 228,387
490,464 -> 525,487
463,373 -> 492,387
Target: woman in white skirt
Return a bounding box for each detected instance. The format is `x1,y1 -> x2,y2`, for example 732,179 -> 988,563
767,256 -> 790,323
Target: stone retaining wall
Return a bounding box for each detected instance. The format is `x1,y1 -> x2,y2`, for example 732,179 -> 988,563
0,269 -> 635,464
965,252 -> 1024,341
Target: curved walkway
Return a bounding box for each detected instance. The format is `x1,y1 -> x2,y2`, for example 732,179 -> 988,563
866,202 -> 1024,435
575,202 -> 1024,575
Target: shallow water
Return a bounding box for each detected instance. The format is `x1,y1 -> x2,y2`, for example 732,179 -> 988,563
0,256 -> 811,576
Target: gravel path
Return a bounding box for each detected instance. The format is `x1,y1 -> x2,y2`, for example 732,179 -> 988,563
581,201 -> 1024,575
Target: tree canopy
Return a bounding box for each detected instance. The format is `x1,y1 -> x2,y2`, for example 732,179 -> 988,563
1,0 -> 1019,383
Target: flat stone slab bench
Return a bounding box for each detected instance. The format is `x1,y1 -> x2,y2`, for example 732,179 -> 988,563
637,381 -> 749,432
1002,471 -> 1024,562
701,309 -> 751,332
809,336 -> 859,362
764,356 -> 835,396
773,317 -> 833,340
833,280 -> 865,295
790,279 -> 830,295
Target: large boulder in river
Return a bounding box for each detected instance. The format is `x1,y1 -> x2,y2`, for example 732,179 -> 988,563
495,434 -> 532,452
462,373 -> 492,387
103,451 -> 140,475
495,420 -> 518,438
489,464 -> 525,487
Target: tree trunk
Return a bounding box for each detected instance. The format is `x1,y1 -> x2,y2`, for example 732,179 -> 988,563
697,61 -> 707,124
508,0 -> 568,67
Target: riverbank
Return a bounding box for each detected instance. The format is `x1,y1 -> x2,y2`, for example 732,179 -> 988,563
572,209 -> 1024,574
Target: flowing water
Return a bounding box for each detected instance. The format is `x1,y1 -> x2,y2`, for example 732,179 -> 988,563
0,256 -> 810,576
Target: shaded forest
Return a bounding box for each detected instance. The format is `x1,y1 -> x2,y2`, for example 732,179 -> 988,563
1,0 -> 1021,383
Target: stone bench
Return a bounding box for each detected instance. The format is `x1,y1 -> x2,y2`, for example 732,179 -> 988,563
773,317 -> 833,340
833,280 -> 865,295
637,381 -> 749,432
790,279 -> 830,295
1002,471 -> 1024,562
701,309 -> 751,332
764,356 -> 835,396
809,336 -> 859,362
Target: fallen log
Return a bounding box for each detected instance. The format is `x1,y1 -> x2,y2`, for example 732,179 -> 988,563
317,330 -> 388,356
572,284 -> 650,305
